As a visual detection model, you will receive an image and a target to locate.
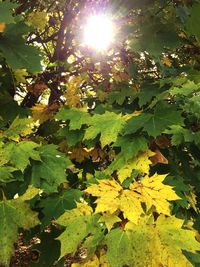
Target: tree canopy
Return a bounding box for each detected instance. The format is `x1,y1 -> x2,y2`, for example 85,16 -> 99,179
1,0 -> 200,266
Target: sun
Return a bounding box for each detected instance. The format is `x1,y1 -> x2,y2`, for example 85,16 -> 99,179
83,14 -> 114,51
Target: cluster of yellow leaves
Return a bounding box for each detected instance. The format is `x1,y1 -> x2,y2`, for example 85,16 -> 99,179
161,56 -> 172,67
32,103 -> 60,123
111,62 -> 129,83
26,11 -> 48,31
14,69 -> 28,84
0,22 -> 6,32
65,76 -> 84,108
85,174 -> 180,227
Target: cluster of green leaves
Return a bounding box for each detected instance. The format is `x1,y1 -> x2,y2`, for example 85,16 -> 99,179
1,0 -> 200,266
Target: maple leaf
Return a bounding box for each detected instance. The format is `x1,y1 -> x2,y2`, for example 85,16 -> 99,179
108,150 -> 154,184
69,147 -> 90,163
118,150 -> 154,183
119,190 -> 144,224
162,56 -> 172,67
105,228 -> 132,267
3,117 -> 34,142
2,141 -> 41,172
39,189 -> 82,225
0,187 -> 39,267
150,149 -> 168,165
169,80 -> 200,96
0,166 -> 17,183
99,213 -> 121,232
124,102 -> 184,137
0,22 -> 6,32
31,144 -> 72,193
32,103 -> 57,123
85,180 -> 122,214
84,111 -> 126,147
113,136 -> 148,162
130,173 -> 180,215
123,215 -> 200,267
56,204 -> 99,259
85,179 -> 145,224
55,107 -> 90,130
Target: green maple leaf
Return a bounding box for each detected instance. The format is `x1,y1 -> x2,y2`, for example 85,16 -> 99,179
0,1 -> 17,24
39,189 -> 83,225
131,19 -> 180,57
106,228 -> 132,267
3,117 -> 34,142
55,107 -> 90,130
124,102 -> 183,137
169,80 -> 200,96
56,206 -> 99,259
2,141 -> 41,172
84,111 -> 126,147
186,3 -> 200,42
31,144 -> 72,193
165,125 -> 200,145
107,87 -> 136,105
106,136 -> 148,175
0,166 -> 17,183
113,136 -> 148,162
0,187 -> 39,267
0,22 -> 42,72
0,92 -> 27,121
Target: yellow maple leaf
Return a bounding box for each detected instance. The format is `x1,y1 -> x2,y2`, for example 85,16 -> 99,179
130,173 -> 180,215
85,179 -> 144,224
0,22 -> 6,32
32,103 -> 59,123
120,190 -> 144,224
65,76 -> 84,107
162,56 -> 172,67
85,180 -> 122,214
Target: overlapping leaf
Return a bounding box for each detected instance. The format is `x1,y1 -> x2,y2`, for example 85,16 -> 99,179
0,187 -> 39,267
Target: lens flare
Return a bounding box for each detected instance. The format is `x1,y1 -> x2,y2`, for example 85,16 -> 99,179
83,14 -> 114,51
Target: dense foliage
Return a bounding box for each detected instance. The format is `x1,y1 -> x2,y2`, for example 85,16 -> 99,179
1,0 -> 200,266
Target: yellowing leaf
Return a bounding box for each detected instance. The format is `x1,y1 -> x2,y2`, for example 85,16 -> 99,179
64,76 -> 84,108
14,69 -> 28,84
33,102 -> 60,123
3,117 -> 34,142
117,150 -> 154,183
99,213 -> 121,231
0,187 -> 39,267
162,56 -> 172,67
26,11 -> 48,31
72,254 -> 100,267
130,173 -> 180,215
123,215 -> 200,267
0,22 -> 6,32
